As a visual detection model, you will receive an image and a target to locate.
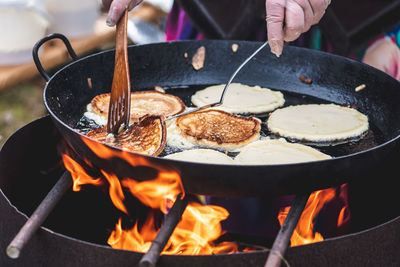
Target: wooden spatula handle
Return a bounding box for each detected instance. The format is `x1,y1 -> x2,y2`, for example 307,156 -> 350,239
107,9 -> 131,134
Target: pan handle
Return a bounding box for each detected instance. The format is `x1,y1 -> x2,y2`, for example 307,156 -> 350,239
32,33 -> 79,82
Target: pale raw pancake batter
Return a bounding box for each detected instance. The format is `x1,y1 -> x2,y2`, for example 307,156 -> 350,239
267,104 -> 369,142
235,140 -> 331,165
164,149 -> 234,164
191,83 -> 285,114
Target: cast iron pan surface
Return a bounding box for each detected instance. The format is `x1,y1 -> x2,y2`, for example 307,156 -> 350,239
40,39 -> 400,197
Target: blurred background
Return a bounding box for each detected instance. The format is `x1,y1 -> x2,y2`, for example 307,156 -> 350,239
0,0 -> 173,146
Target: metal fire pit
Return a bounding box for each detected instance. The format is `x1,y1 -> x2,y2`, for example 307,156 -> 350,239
1,116 -> 400,267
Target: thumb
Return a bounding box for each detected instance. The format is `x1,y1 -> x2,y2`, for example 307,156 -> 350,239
106,0 -> 143,27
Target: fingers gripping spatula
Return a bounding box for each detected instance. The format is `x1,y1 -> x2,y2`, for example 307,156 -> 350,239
107,9 -> 131,134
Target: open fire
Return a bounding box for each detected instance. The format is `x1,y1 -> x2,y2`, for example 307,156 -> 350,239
61,136 -> 350,255
61,137 -> 239,255
278,184 -> 350,246
2,115 -> 399,267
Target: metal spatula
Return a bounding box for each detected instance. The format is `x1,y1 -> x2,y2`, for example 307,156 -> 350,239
107,9 -> 131,134
166,41 -> 269,120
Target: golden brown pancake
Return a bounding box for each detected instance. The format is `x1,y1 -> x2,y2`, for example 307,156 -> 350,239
267,104 -> 369,142
90,91 -> 185,123
171,109 -> 261,151
86,116 -> 166,156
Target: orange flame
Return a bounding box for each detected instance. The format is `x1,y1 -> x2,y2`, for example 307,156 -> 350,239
337,206 -> 349,227
278,184 -> 350,246
121,170 -> 183,213
108,216 -> 157,253
165,202 -> 237,255
108,202 -> 238,255
61,153 -> 104,191
61,137 -> 238,255
337,185 -> 350,228
101,171 -> 129,214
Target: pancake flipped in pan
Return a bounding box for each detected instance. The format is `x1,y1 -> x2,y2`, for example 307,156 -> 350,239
33,33 -> 400,197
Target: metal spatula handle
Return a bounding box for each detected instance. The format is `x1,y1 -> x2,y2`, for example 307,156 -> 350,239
167,41 -> 269,121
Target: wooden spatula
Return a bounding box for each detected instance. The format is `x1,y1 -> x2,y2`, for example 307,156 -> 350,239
107,9 -> 131,134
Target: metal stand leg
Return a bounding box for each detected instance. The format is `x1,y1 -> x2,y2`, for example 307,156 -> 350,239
264,193 -> 310,267
138,194 -> 188,267
6,171 -> 72,259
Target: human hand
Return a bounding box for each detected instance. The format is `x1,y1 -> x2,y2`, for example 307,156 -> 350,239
102,0 -> 143,26
265,0 -> 331,57
363,38 -> 400,81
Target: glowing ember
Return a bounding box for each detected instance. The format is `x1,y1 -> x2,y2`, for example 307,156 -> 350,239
61,137 -> 238,255
278,184 -> 350,246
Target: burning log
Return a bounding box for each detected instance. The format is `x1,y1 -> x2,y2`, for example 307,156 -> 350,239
6,171 -> 72,259
138,195 -> 189,267
264,193 -> 310,267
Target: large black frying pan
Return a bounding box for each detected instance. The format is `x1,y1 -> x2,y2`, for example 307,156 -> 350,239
33,33 -> 400,198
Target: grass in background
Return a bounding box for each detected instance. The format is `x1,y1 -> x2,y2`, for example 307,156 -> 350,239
0,81 -> 46,147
